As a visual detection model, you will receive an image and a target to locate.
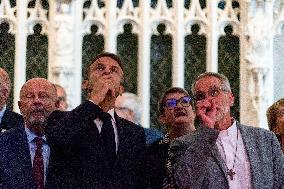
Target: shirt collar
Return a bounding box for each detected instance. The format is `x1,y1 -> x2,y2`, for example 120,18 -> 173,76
25,127 -> 46,143
107,108 -> 115,122
219,120 -> 237,137
0,105 -> 6,119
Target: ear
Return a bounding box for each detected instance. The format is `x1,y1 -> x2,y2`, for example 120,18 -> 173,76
158,114 -> 167,125
82,80 -> 89,90
18,101 -> 23,113
55,99 -> 60,110
229,92 -> 235,107
118,85 -> 124,96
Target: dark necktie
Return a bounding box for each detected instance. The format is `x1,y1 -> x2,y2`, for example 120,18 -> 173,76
33,137 -> 44,189
99,112 -> 116,166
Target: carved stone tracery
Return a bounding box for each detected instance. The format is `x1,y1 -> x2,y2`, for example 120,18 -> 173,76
4,0 -> 284,128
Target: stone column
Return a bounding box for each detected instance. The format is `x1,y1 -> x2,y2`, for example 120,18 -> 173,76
172,0 -> 185,87
105,0 -> 117,53
48,0 -> 80,110
206,0 -> 218,72
14,0 -> 28,112
138,0 -> 151,128
240,0 -> 274,129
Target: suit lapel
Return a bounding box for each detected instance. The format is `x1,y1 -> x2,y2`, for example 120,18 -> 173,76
211,145 -> 228,177
114,114 -> 126,156
8,128 -> 35,186
238,123 -> 259,188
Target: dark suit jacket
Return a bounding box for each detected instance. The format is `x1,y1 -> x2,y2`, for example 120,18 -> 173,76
45,101 -> 146,189
0,126 -> 36,189
144,136 -> 169,189
171,122 -> 284,189
0,108 -> 24,132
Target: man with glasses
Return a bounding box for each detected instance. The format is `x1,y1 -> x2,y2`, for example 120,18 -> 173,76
171,72 -> 284,189
144,87 -> 195,189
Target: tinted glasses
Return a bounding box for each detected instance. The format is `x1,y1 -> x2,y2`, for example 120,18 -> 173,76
164,96 -> 192,108
194,85 -> 228,102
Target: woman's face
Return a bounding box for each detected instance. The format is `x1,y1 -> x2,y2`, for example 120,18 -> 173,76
275,106 -> 284,135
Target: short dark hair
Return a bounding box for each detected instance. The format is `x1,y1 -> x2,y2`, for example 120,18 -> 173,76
267,98 -> 284,131
158,87 -> 192,116
86,52 -> 124,78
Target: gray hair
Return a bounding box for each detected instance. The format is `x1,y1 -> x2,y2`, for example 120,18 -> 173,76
191,72 -> 231,94
116,92 -> 141,124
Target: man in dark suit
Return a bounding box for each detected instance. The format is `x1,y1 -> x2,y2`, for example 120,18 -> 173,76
171,72 -> 284,189
0,68 -> 23,132
45,52 -> 146,189
0,78 -> 59,188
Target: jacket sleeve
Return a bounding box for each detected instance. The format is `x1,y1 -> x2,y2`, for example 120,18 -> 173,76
171,126 -> 219,189
45,101 -> 103,146
271,132 -> 284,188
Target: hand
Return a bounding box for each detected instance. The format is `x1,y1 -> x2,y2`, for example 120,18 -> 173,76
88,79 -> 116,105
196,99 -> 217,129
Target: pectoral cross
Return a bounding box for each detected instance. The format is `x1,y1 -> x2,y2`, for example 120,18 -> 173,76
227,169 -> 236,180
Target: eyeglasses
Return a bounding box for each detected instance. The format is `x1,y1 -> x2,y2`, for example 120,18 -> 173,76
194,85 -> 228,102
164,96 -> 192,108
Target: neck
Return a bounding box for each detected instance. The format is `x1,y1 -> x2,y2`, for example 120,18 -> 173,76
98,94 -> 116,112
26,124 -> 45,137
214,115 -> 233,131
99,100 -> 115,112
169,123 -> 195,140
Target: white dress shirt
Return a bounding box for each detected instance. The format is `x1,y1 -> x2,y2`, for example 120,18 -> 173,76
216,121 -> 252,189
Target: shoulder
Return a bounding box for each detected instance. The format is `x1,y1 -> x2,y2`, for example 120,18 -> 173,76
239,124 -> 275,137
170,133 -> 195,152
1,109 -> 24,126
144,128 -> 164,144
117,116 -> 144,133
0,127 -> 25,144
4,109 -> 23,119
116,116 -> 146,143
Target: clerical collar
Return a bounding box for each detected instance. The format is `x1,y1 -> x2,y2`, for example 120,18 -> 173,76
218,120 -> 237,137
107,108 -> 115,121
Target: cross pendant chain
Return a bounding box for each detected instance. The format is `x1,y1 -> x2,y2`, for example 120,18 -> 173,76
227,169 -> 236,180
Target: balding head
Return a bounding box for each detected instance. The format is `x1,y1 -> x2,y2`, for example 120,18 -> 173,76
18,78 -> 59,136
0,68 -> 11,110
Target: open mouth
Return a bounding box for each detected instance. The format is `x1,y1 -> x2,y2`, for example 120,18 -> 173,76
175,111 -> 187,117
31,110 -> 45,117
